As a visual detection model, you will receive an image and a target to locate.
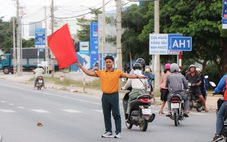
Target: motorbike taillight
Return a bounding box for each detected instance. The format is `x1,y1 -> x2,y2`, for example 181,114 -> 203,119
38,76 -> 43,79
140,98 -> 150,103
171,98 -> 180,103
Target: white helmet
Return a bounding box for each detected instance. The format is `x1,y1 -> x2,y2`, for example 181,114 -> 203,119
196,67 -> 201,72
170,63 -> 179,73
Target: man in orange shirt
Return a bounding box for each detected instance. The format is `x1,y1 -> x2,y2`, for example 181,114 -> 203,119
76,56 -> 146,139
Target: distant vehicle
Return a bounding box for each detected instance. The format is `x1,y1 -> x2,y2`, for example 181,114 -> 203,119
35,76 -> 44,90
0,48 -> 59,74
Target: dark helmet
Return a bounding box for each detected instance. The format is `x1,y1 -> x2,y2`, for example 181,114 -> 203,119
170,63 -> 179,73
133,63 -> 142,70
135,58 -> 145,65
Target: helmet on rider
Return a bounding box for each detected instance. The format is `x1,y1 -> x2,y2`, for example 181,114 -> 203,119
170,63 -> 179,73
189,64 -> 196,72
136,58 -> 145,65
196,67 -> 201,72
133,63 -> 142,70
165,63 -> 171,70
145,66 -> 151,73
189,64 -> 196,69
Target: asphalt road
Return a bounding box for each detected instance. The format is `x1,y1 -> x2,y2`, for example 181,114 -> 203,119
0,80 -> 218,142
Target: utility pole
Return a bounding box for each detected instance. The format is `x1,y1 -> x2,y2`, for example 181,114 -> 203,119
44,6 -> 49,74
16,0 -> 21,76
116,0 -> 122,70
50,0 -> 55,77
13,17 -> 16,75
154,0 -> 160,92
101,0 -> 106,69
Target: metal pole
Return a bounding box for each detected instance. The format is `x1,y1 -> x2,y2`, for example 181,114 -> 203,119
44,6 -> 49,74
179,51 -> 182,70
101,0 -> 106,70
20,24 -> 23,74
13,17 -> 16,74
16,0 -> 21,76
116,0 -> 122,70
51,0 -> 55,77
154,0 -> 160,92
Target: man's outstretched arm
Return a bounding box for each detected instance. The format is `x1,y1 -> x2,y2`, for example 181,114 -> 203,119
121,72 -> 146,79
76,62 -> 97,77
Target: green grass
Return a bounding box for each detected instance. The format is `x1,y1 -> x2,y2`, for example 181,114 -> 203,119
29,77 -> 101,89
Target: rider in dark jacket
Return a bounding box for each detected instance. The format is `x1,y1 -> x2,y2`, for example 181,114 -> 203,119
212,74 -> 227,142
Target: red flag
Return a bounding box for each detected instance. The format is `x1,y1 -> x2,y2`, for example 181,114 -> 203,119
48,24 -> 78,69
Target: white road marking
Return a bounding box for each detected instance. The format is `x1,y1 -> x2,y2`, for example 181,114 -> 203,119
0,109 -> 17,113
8,103 -> 14,106
189,112 -> 208,116
1,101 -> 5,103
0,84 -> 100,105
30,109 -> 50,113
93,109 -> 102,113
61,109 -> 82,113
18,107 -> 24,109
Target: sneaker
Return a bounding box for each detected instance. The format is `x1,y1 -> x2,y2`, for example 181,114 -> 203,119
114,132 -> 121,139
212,134 -> 223,142
101,132 -> 114,138
183,113 -> 189,118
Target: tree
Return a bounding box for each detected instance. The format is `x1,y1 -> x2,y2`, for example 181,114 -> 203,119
76,8 -> 101,41
0,18 -> 14,53
121,3 -> 151,64
139,0 -> 227,76
22,38 -> 35,47
0,17 -> 35,53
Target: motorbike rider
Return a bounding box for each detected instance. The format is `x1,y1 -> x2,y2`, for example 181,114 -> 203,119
93,62 -> 99,72
121,63 -> 148,118
166,63 -> 189,117
159,63 -> 171,114
129,58 -> 145,74
211,74 -> 227,142
33,65 -> 45,89
185,64 -> 209,112
144,66 -> 155,102
196,67 -> 207,100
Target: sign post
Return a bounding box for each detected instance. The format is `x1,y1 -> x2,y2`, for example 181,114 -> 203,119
35,28 -> 46,64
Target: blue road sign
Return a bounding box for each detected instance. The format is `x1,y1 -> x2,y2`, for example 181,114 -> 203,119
170,37 -> 192,51
90,22 -> 99,69
35,28 -> 45,48
223,0 -> 227,29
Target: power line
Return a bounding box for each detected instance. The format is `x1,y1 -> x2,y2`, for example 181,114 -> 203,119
54,0 -> 112,19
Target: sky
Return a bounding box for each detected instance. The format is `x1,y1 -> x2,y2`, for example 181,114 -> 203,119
0,0 -> 137,21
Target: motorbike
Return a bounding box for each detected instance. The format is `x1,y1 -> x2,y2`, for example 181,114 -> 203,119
215,93 -> 227,142
35,76 -> 44,90
122,89 -> 155,131
168,93 -> 186,126
188,82 -> 204,112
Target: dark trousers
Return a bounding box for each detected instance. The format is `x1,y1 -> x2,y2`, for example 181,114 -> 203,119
102,92 -> 121,134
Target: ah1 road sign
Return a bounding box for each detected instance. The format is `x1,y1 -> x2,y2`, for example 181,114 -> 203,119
170,37 -> 192,51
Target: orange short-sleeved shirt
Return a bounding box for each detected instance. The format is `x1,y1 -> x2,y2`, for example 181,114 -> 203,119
95,69 -> 123,94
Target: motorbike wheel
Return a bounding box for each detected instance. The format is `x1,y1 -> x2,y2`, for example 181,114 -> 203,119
174,113 -> 179,126
37,86 -> 41,90
196,105 -> 203,112
125,121 -> 133,129
139,119 -> 148,131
